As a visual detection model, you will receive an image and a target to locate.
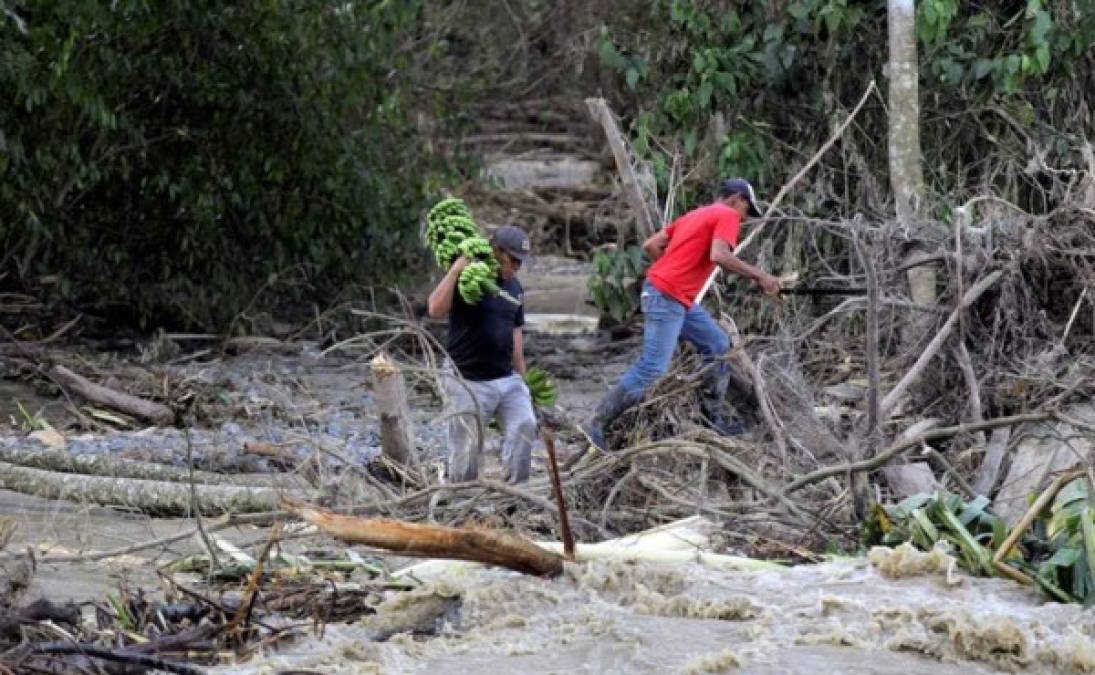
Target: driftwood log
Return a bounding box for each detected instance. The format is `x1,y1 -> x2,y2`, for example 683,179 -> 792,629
0,447 -> 283,487
50,364 -> 175,426
0,462 -> 294,515
284,499 -> 564,577
0,598 -> 81,642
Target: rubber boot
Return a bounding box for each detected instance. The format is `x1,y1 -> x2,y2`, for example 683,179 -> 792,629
723,366 -> 761,429
581,383 -> 641,451
700,367 -> 746,436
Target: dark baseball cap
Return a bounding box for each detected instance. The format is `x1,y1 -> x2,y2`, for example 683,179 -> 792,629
718,177 -> 761,217
490,225 -> 532,261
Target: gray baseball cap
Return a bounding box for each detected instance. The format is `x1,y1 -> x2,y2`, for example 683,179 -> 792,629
718,177 -> 761,217
490,225 -> 532,261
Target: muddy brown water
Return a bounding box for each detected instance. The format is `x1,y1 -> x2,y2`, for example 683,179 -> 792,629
211,559 -> 1095,674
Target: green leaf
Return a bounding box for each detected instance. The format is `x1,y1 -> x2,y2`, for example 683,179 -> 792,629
973,58 -> 996,79
697,80 -> 713,108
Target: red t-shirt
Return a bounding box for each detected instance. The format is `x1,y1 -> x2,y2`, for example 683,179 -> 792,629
646,203 -> 741,307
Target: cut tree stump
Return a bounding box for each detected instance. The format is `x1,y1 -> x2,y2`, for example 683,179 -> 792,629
370,353 -> 415,465
50,365 -> 174,426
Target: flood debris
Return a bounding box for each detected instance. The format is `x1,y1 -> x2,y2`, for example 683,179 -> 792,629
50,363 -> 176,426
680,647 -> 742,674
0,525 -> 411,673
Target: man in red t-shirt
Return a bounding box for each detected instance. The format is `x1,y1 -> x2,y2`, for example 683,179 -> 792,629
583,178 -> 780,450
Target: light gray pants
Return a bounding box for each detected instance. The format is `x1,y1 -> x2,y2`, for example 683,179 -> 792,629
445,372 -> 537,484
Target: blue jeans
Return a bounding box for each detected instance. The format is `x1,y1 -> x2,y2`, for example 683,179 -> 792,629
618,280 -> 730,396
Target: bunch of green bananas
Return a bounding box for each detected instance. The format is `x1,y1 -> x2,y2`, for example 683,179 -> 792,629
425,197 -> 472,244
457,261 -> 499,305
458,236 -> 499,273
523,367 -> 557,407
427,197 -> 517,306
426,198 -> 478,268
431,216 -> 480,268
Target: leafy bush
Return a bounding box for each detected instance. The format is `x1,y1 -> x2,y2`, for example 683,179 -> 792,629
0,1 -> 439,329
587,245 -> 648,324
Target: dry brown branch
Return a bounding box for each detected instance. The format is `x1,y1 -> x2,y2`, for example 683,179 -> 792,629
50,364 -> 175,425
585,97 -> 659,239
879,270 -> 1003,421
784,412 -> 1053,495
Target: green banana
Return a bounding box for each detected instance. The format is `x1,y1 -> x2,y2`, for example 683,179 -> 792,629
524,366 -> 557,407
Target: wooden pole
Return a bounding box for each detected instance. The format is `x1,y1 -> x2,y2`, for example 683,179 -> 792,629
540,428 -> 575,560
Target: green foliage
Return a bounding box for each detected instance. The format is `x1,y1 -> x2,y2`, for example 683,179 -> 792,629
587,245 -> 647,324
866,492 -> 1006,577
865,484 -> 1095,604
1034,478 -> 1095,604
0,1 -> 438,329
594,1 -> 1095,218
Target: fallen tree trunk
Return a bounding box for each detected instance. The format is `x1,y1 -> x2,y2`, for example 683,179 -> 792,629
0,462 -> 293,515
50,364 -> 175,426
283,499 -> 563,577
0,447 -> 283,487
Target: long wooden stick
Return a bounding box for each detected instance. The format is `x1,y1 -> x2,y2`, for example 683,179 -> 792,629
540,428 -> 575,560
282,498 -> 563,578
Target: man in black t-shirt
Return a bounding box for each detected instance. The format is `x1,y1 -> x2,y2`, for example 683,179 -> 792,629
427,225 -> 537,483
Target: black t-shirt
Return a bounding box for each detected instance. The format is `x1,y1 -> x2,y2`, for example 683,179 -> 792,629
447,277 -> 524,381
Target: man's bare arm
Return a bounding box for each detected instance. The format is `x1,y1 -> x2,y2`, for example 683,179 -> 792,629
710,239 -> 780,295
642,230 -> 670,261
426,256 -> 470,319
512,327 -> 526,376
